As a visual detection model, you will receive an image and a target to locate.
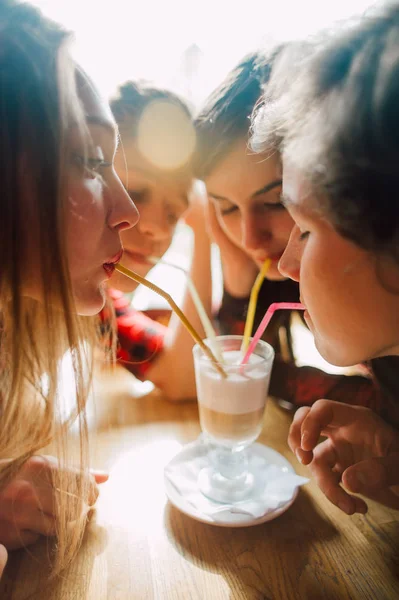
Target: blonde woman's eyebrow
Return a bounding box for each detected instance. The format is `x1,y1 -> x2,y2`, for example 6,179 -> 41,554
86,115 -> 118,138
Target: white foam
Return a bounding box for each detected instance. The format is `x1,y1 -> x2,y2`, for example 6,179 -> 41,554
196,350 -> 271,414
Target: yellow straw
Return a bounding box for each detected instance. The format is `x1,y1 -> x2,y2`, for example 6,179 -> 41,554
241,259 -> 271,353
148,256 -> 223,363
115,263 -> 227,378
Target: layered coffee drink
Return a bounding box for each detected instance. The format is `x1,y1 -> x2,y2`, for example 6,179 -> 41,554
195,350 -> 270,448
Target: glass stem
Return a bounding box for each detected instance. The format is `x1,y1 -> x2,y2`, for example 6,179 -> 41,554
211,445 -> 248,481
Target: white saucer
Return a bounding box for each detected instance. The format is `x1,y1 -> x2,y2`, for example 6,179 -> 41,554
164,442 -> 299,528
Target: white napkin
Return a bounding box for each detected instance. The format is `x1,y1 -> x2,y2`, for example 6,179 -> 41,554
164,438 -> 308,521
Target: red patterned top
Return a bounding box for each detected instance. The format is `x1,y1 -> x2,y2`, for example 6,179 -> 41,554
109,288 -> 167,380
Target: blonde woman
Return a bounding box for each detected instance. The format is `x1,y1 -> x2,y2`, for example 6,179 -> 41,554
0,0 -> 137,575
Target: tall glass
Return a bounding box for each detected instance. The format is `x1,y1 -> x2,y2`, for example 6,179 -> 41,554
193,335 -> 274,503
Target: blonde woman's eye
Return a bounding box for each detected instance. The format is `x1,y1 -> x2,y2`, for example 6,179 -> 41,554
71,153 -> 111,178
299,230 -> 310,241
87,158 -> 111,172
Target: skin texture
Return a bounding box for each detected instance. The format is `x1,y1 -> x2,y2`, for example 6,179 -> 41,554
0,456 -> 108,550
0,82 -> 132,552
288,400 -> 399,514
64,86 -> 139,315
279,162 -> 399,514
0,545 -> 7,579
109,137 -> 212,401
111,141 -> 190,292
279,162 -> 399,367
21,82 -> 139,316
204,138 -> 294,297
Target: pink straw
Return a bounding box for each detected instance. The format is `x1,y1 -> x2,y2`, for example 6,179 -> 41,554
240,302 -> 305,366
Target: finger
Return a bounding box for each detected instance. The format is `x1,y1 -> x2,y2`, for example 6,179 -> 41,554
329,439 -> 355,478
4,530 -> 41,551
87,477 -> 100,506
288,407 -> 313,463
91,470 -> 109,485
20,511 -> 57,537
22,456 -> 104,510
2,479 -> 57,518
300,400 -> 359,452
0,545 -> 7,578
343,454 -> 399,494
311,441 -> 365,515
288,407 -> 311,452
295,447 -> 314,465
38,457 -> 105,506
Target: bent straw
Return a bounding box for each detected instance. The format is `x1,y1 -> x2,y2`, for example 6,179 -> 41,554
241,302 -> 305,366
115,263 -> 227,378
241,258 -> 271,353
148,256 -> 223,363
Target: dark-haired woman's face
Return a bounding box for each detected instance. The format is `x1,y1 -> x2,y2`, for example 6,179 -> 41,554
279,162 -> 399,365
110,139 -> 191,293
205,138 -> 294,281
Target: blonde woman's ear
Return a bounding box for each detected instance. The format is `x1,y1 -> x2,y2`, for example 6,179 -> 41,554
0,545 -> 8,579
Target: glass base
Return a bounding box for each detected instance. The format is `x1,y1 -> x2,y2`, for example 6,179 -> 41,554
198,466 -> 255,503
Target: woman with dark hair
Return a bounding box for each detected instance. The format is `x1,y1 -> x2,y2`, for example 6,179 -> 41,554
107,81 -> 212,400
194,49 -> 380,411
252,1 -> 399,515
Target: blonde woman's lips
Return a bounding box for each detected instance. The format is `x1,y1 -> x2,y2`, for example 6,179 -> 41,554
103,248 -> 123,278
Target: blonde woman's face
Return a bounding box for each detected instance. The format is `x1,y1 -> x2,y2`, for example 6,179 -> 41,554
65,85 -> 139,315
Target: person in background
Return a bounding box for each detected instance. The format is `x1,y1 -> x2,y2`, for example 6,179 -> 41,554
0,0 -> 138,575
194,50 -> 380,411
251,1 -> 399,513
107,82 -> 212,400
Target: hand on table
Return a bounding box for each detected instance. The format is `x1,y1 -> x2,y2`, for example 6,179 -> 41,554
0,455 -> 108,550
207,199 -> 258,298
288,400 -> 399,514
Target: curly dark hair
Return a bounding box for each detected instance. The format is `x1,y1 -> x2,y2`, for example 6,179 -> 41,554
251,2 -> 399,259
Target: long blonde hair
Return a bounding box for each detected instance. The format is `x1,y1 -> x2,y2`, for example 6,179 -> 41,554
0,0 -> 113,575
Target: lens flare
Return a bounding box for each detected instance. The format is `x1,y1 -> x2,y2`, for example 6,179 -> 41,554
137,100 -> 196,170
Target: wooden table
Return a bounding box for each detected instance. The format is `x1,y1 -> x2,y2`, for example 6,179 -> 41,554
2,366 -> 399,599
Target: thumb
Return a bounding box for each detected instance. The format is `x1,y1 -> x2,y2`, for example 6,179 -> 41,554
0,544 -> 8,579
90,469 -> 109,484
343,454 -> 399,493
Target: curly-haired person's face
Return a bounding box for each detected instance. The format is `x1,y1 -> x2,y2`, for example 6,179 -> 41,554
278,161 -> 399,366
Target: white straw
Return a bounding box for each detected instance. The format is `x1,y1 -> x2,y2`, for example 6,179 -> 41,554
148,256 -> 223,363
